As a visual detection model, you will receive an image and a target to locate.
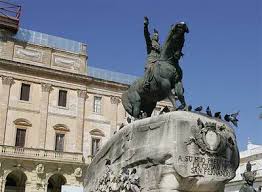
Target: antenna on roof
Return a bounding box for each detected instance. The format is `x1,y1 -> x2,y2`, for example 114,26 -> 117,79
0,0 -> 21,33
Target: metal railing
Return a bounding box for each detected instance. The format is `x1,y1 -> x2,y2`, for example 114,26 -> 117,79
0,0 -> 21,20
11,28 -> 87,54
0,145 -> 84,164
88,66 -> 138,85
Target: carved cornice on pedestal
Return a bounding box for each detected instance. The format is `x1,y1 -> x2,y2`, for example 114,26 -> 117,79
110,96 -> 121,104
1,76 -> 14,85
41,83 -> 53,92
77,89 -> 88,99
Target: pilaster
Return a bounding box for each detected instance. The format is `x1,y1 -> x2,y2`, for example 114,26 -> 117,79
0,76 -> 14,144
76,89 -> 88,152
39,83 -> 53,149
110,96 -> 121,136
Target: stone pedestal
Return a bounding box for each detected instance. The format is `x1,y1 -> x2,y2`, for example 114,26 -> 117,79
84,111 -> 239,192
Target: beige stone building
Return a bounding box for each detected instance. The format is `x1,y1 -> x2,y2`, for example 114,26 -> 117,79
225,140 -> 262,192
0,27 -> 169,192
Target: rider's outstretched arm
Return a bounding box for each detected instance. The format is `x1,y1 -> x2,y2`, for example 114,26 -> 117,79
144,16 -> 152,54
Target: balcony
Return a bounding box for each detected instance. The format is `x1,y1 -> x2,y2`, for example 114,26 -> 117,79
0,145 -> 84,164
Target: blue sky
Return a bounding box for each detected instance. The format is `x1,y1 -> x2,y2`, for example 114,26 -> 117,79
12,0 -> 261,150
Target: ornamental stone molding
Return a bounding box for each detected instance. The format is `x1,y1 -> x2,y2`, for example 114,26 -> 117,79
1,76 -> 14,85
77,89 -> 88,99
13,118 -> 32,127
41,83 -> 53,92
14,46 -> 43,62
74,167 -> 83,178
110,96 -> 121,105
36,164 -> 45,175
94,166 -> 141,192
53,124 -> 70,132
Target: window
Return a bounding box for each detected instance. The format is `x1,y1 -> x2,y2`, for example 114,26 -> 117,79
93,96 -> 102,114
15,129 -> 26,147
20,83 -> 30,101
58,90 -> 67,107
55,133 -> 65,152
91,137 -> 101,156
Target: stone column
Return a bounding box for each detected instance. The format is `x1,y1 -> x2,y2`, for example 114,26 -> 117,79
39,83 -> 53,149
110,96 -> 121,136
76,90 -> 88,152
0,76 -> 14,145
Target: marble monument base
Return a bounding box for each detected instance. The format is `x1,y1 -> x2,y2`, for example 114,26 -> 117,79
84,111 -> 239,192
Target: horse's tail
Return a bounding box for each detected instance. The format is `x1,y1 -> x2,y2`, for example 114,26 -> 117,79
121,91 -> 133,116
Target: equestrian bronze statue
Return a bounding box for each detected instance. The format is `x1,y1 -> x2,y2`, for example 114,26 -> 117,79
122,21 -> 189,118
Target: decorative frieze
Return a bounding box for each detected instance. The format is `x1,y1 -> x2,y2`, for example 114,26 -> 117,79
52,54 -> 80,71
14,46 -> 43,62
1,76 -> 14,85
94,166 -> 141,192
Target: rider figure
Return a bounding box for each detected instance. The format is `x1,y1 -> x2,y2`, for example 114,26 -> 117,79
143,16 -> 161,91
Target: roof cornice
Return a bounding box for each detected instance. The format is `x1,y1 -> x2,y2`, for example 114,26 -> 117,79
0,58 -> 129,90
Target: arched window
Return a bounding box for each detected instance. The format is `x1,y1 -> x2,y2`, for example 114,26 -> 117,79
13,118 -> 32,148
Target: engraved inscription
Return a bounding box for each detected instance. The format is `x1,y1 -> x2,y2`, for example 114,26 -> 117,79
177,155 -> 234,178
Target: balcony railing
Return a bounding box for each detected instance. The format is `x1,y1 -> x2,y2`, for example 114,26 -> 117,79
0,145 -> 84,164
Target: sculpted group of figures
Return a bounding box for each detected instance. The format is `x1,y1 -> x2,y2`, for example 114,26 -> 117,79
122,17 -> 189,118
94,167 -> 140,192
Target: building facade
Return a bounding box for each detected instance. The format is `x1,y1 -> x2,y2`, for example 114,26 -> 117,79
225,141 -> 262,192
0,28 -> 170,192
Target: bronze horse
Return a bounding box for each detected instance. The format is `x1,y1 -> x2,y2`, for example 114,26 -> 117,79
122,22 -> 189,118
